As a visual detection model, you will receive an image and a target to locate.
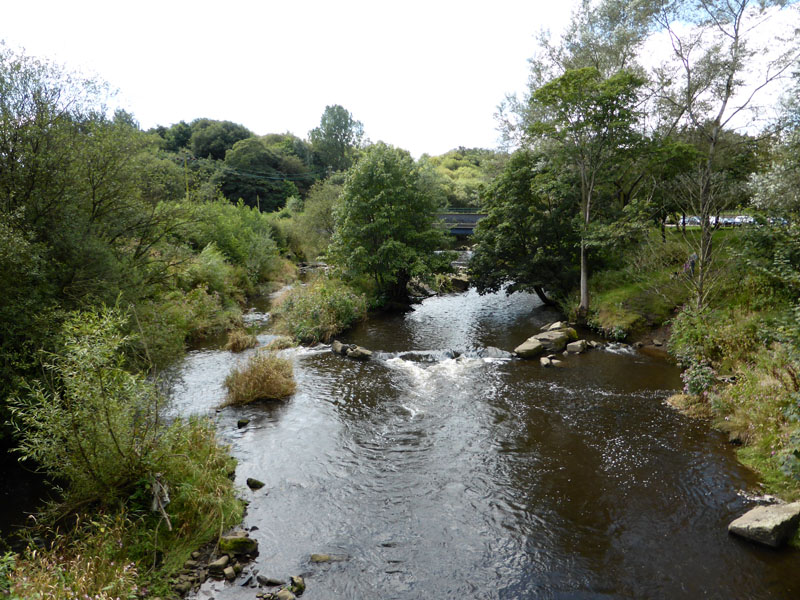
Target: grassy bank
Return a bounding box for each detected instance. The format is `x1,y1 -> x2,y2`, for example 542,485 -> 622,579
578,227 -> 800,508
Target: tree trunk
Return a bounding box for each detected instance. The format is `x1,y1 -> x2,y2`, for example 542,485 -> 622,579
578,240 -> 589,321
533,285 -> 556,307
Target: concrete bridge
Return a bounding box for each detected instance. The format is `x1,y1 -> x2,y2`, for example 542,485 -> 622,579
438,210 -> 486,236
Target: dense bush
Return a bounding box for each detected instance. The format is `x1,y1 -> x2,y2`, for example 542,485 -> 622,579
272,277 -> 368,344
182,198 -> 284,287
132,286 -> 240,369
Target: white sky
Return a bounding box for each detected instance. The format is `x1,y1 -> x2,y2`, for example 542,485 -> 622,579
3,0 -> 578,157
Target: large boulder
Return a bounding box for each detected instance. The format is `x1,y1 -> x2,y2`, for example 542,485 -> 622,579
534,330 -> 570,352
450,275 -> 470,292
566,339 -> 588,354
728,501 -> 800,547
218,533 -> 258,556
514,337 -> 546,358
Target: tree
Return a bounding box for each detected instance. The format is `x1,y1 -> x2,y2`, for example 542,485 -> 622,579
498,0 -> 657,147
469,150 -> 580,304
189,118 -> 253,160
329,143 -> 451,302
308,105 -> 364,172
653,0 -> 800,310
217,137 -> 299,212
528,67 -> 645,318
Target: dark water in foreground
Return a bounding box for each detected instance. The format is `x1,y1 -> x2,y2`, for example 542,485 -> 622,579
167,288 -> 800,599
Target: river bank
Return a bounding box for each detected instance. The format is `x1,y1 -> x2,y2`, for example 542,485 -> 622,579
570,231 -> 800,536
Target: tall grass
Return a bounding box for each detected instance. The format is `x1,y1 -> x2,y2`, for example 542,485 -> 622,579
222,351 -> 296,406
272,277 -> 367,344
224,328 -> 258,352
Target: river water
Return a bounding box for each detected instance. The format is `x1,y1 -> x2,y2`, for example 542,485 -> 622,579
168,288 -> 800,599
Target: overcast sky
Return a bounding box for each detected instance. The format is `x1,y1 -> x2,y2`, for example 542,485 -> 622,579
4,0 -> 578,157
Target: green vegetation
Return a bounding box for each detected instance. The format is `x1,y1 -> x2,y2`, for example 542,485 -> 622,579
420,147 -> 507,208
222,351 -> 296,406
329,142 -> 454,303
8,308 -> 243,598
272,277 -> 368,344
4,0 -> 800,585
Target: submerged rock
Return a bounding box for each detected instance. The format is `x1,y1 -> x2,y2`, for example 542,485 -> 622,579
728,501 -> 800,547
246,477 -> 265,490
331,340 -> 372,360
310,552 -> 349,563
256,574 -> 286,586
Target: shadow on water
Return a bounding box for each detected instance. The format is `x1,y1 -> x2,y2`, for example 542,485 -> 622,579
167,288 -> 800,599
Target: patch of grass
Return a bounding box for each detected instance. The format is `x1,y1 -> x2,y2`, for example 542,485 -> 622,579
10,512 -> 140,600
222,351 -> 296,406
666,393 -> 714,419
265,336 -> 296,351
272,276 -> 367,344
10,417 -> 243,599
224,328 -> 258,353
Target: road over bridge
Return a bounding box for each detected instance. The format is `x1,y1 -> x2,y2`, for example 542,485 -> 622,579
438,210 -> 486,236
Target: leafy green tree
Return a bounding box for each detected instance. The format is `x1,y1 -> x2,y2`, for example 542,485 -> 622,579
293,175 -> 344,259
157,120 -> 192,152
217,137 -> 299,211
329,143 -> 451,302
309,105 -> 364,172
189,118 -> 253,160
470,150 -> 580,304
421,148 -> 507,208
528,67 -> 645,318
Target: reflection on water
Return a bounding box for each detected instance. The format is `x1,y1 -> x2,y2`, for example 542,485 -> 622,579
167,289 -> 800,600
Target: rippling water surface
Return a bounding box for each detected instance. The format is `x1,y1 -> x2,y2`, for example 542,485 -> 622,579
168,288 -> 800,599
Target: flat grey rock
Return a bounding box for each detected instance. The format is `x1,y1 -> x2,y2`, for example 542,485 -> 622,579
728,501 -> 800,547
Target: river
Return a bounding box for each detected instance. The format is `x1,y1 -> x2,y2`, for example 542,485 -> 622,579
167,287 -> 800,599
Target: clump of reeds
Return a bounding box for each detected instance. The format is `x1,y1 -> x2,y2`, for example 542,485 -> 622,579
224,328 -> 259,352
222,351 -> 296,406
265,336 -> 296,351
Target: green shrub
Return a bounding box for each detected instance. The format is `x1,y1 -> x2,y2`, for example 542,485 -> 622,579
132,286 -> 240,369
183,198 -> 282,286
10,307 -> 244,596
222,351 -> 296,406
184,242 -> 241,302
12,306 -> 165,506
272,277 -> 367,344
